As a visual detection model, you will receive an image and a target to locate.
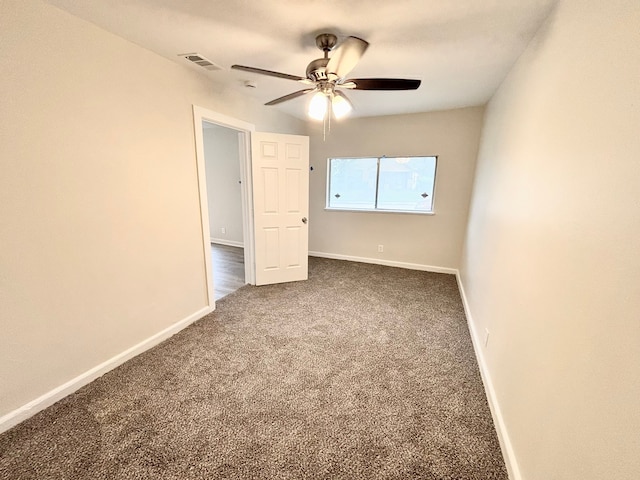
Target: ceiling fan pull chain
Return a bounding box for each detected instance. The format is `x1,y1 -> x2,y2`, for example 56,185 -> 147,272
323,109 -> 327,141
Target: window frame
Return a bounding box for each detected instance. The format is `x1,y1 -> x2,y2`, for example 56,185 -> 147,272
325,155 -> 438,215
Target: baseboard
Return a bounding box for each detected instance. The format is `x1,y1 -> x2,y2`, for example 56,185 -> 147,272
455,273 -> 521,480
210,238 -> 244,248
308,251 -> 457,275
0,305 -> 213,434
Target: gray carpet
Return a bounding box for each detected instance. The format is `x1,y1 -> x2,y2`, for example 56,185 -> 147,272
0,257 -> 507,479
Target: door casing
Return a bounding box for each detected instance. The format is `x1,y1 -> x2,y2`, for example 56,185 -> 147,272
192,105 -> 256,307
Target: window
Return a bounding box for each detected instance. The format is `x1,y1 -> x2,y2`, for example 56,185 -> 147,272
326,156 -> 437,213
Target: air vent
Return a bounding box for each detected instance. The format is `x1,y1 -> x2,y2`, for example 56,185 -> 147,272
179,53 -> 221,71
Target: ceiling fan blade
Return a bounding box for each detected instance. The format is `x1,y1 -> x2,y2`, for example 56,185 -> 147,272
265,89 -> 315,106
326,36 -> 369,79
346,78 -> 422,90
231,65 -> 304,82
337,81 -> 356,89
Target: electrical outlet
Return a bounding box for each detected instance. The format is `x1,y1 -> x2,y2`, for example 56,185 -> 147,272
221,227 -> 226,234
378,245 -> 384,253
484,328 -> 490,347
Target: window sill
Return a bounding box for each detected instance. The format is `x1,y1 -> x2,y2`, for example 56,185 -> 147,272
324,208 -> 435,216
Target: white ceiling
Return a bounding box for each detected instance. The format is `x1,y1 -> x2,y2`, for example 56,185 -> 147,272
46,0 -> 556,120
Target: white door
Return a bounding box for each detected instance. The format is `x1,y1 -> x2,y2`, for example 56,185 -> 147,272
252,132 -> 309,286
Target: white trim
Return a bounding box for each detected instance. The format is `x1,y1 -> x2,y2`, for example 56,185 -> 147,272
238,129 -> 255,285
193,106 -> 255,132
0,306 -> 213,434
192,107 -> 216,306
324,208 -> 435,216
308,251 -> 457,275
455,272 -> 521,480
210,238 -> 244,248
192,105 -> 256,289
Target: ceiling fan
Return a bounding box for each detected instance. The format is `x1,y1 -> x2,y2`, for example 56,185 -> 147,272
231,33 -> 421,121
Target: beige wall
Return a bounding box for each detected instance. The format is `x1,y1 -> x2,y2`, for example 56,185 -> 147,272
203,124 -> 244,245
0,0 -> 304,421
307,107 -> 484,270
459,0 -> 640,479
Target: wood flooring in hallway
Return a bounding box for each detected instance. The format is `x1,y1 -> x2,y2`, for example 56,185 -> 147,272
211,243 -> 245,300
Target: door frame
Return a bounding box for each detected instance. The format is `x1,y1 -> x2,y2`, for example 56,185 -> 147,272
192,105 -> 256,307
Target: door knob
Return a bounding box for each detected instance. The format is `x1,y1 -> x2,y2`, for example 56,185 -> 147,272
302,217 -> 308,224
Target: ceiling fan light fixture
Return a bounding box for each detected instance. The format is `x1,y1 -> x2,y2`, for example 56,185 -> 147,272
331,94 -> 352,119
308,91 -> 328,121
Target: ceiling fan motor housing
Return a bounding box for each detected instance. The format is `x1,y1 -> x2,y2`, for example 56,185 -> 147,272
306,58 -> 329,82
307,33 -> 338,82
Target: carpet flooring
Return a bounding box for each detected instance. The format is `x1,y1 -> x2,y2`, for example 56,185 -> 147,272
0,257 -> 508,479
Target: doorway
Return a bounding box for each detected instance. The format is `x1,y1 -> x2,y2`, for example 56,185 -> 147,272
202,121 -> 245,300
192,106 -> 256,307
